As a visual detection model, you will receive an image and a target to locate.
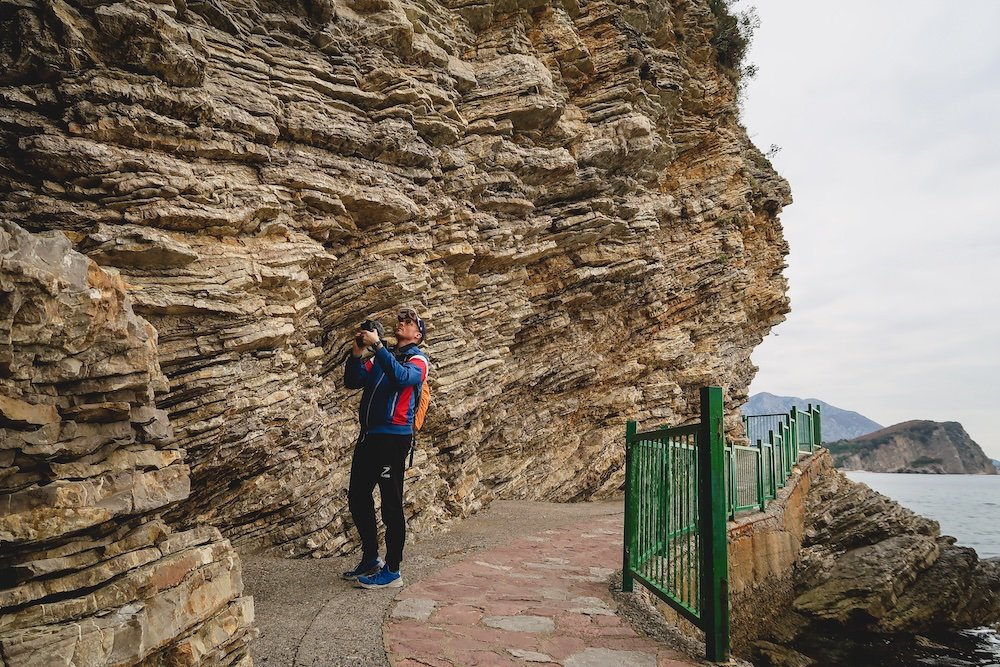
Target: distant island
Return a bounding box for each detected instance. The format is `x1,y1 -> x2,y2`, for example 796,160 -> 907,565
743,392 -> 882,442
827,420 -> 998,474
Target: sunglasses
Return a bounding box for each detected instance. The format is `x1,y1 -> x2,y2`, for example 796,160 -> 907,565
397,309 -> 419,324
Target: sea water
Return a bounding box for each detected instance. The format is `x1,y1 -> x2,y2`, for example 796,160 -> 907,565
838,472 -> 1000,666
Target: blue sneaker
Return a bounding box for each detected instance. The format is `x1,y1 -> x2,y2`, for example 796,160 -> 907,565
357,565 -> 403,589
341,556 -> 383,580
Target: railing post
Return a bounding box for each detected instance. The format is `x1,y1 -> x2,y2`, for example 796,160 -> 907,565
813,404 -> 822,448
789,406 -> 799,460
769,430 -> 780,489
727,443 -> 736,521
756,444 -> 766,512
783,421 -> 792,477
698,387 -> 730,662
623,420 -> 636,593
805,404 -> 814,452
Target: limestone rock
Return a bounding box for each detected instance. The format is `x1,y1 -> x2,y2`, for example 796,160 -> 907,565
0,222 -> 255,665
758,455 -> 1000,662
752,641 -> 816,667
793,534 -> 940,623
0,0 -> 790,561
828,420 -> 998,474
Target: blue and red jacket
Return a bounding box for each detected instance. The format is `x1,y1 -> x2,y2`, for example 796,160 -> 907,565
345,343 -> 429,436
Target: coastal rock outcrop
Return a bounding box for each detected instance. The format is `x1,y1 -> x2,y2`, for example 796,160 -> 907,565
752,453 -> 1000,665
0,221 -> 255,666
0,0 -> 790,563
828,420 -> 997,474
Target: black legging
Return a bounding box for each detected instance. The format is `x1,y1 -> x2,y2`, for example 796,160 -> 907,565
347,432 -> 411,571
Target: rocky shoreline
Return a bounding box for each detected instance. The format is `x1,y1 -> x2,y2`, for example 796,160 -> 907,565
751,453 -> 1000,666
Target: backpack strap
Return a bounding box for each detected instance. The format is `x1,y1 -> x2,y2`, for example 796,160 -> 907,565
406,352 -> 420,469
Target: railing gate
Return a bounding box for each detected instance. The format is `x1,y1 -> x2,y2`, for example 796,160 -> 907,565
622,387 -> 730,662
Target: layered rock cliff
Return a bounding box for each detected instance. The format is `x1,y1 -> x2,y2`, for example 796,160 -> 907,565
0,222 -> 255,666
829,420 -> 998,474
0,0 -> 790,563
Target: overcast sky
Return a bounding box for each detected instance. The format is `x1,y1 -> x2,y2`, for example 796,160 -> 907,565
738,1 -> 1000,458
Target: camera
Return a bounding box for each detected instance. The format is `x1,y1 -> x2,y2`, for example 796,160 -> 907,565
356,319 -> 385,347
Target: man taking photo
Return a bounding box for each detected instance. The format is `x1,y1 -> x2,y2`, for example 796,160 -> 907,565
342,306 -> 429,589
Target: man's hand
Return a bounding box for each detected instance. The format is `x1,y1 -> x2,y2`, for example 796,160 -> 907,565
353,329 -> 380,357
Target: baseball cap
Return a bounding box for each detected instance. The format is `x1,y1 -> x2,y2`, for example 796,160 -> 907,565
397,306 -> 426,342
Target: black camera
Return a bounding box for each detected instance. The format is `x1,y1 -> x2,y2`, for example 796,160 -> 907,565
356,319 -> 385,347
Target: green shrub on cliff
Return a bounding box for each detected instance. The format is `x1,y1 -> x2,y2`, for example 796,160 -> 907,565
708,0 -> 758,81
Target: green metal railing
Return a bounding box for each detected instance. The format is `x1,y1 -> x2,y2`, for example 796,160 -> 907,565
623,387 -> 729,662
624,393 -> 823,662
730,405 -> 822,520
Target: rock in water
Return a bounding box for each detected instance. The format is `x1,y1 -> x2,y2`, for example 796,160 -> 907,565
0,222 -> 255,665
0,1 -> 790,561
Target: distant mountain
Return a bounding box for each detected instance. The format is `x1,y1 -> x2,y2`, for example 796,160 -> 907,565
827,421 -> 998,474
993,459 -> 1000,471
742,392 -> 882,442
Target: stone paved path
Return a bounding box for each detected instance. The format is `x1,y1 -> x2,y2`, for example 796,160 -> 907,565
384,514 -> 698,667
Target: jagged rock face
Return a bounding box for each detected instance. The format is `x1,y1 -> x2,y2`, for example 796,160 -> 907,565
0,221 -> 255,665
829,420 -> 998,474
753,459 -> 1000,665
0,0 -> 790,557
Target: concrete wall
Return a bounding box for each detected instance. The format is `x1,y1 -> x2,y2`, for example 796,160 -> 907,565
727,450 -> 831,652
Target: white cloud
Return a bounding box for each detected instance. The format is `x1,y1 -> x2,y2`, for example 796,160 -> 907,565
741,0 -> 1000,458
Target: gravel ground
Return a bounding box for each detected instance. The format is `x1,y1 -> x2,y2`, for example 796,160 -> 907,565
242,499 -> 728,667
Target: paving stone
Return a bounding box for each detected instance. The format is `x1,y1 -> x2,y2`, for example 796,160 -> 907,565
475,561 -> 513,571
564,647 -> 658,667
561,574 -> 611,582
507,648 -> 555,662
589,568 -> 616,578
482,615 -> 555,633
569,597 -> 615,616
540,635 -> 588,660
431,603 -> 484,625
392,598 -> 437,621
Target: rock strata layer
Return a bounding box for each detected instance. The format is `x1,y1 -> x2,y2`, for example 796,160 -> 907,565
829,420 -> 997,474
0,0 -> 790,558
752,453 -> 1000,666
0,221 -> 255,666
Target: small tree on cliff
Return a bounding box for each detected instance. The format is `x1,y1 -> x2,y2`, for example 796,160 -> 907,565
708,0 -> 760,85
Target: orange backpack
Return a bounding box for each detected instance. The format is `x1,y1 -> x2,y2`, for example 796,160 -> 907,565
413,380 -> 430,431
406,354 -> 430,467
